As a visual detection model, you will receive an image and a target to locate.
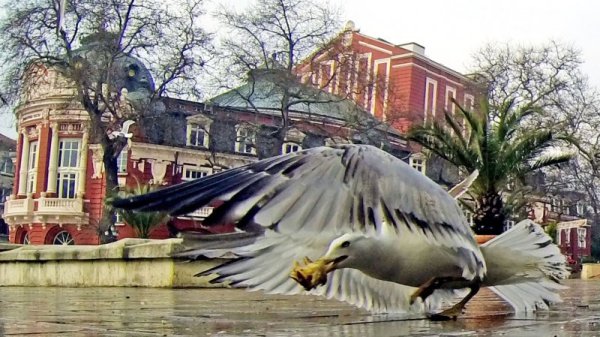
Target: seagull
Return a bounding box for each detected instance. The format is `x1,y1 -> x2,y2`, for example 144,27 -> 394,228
110,120 -> 135,139
111,144 -> 568,318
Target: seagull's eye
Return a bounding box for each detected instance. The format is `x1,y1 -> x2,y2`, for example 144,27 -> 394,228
341,241 -> 350,248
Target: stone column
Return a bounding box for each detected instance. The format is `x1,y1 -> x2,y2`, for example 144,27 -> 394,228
76,128 -> 89,198
46,123 -> 59,194
17,131 -> 30,196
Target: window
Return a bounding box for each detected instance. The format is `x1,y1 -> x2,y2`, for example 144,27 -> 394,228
577,201 -> 585,216
26,141 -> 38,193
463,94 -> 475,112
52,230 -> 74,245
182,166 -> 212,181
459,204 -> 474,227
115,211 -> 123,225
551,198 -> 561,213
424,78 -> 438,122
187,124 -> 209,148
578,228 -> 587,248
21,232 -> 30,245
0,157 -> 13,175
409,155 -> 426,174
282,142 -> 302,154
235,127 -> 256,154
56,139 -> 80,199
445,86 -> 457,114
462,94 -> 475,138
117,147 -> 128,173
563,228 -> 571,246
0,188 -> 10,203
503,219 -> 516,232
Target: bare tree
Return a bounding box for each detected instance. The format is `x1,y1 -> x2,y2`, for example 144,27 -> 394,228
0,0 -> 212,242
209,0 -> 398,158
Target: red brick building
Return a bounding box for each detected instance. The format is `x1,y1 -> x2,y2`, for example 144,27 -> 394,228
296,22 -> 477,136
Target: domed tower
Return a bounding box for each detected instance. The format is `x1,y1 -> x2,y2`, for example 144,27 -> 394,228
3,33 -> 155,245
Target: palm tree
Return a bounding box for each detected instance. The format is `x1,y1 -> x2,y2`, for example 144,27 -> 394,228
114,183 -> 170,239
409,98 -> 573,235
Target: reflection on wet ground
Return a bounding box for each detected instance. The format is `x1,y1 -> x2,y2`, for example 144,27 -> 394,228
0,279 -> 599,336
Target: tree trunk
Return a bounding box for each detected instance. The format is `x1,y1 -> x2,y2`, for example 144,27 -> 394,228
97,135 -> 126,244
472,192 -> 506,235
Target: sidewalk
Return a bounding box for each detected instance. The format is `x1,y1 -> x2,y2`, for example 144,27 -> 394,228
0,279 -> 598,336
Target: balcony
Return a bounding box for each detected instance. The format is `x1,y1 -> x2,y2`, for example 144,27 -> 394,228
37,197 -> 84,215
181,207 -> 214,219
36,196 -> 88,227
4,197 -> 34,217
3,195 -> 88,227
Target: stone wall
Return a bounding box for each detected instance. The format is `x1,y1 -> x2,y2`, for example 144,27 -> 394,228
0,238 -> 227,288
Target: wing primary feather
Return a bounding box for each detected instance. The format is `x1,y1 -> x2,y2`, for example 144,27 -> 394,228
380,201 -> 398,229
111,166 -> 247,210
394,210 -> 414,232
234,204 -> 265,232
201,173 -> 275,226
167,172 -> 263,216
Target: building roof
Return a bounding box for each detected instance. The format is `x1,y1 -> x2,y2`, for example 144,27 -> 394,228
0,133 -> 16,151
209,68 -> 363,121
208,68 -> 404,141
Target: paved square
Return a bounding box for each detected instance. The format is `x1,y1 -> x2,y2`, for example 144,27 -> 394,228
0,279 -> 598,336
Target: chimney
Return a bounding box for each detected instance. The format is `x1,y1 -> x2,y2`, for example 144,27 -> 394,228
398,42 -> 425,55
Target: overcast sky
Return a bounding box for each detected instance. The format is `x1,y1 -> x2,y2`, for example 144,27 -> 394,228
337,0 -> 600,86
1,0 -> 598,139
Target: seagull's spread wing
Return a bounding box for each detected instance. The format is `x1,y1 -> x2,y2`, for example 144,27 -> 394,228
195,231 -> 454,314
114,145 -> 476,245
113,144 -> 485,312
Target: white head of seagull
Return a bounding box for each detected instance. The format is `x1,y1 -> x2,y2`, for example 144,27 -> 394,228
321,233 -> 374,271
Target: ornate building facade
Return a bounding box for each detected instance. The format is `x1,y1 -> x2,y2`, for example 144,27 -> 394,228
3,56 -> 409,245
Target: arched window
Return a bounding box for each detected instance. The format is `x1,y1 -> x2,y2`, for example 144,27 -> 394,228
52,230 -> 74,245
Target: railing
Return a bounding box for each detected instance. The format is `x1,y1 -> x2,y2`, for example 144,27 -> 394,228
184,207 -> 214,219
3,197 -> 34,216
37,197 -> 84,215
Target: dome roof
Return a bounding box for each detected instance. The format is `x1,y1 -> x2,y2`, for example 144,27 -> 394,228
73,32 -> 155,94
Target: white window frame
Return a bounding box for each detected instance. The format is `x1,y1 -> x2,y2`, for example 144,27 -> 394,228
445,86 -> 457,114
0,157 -> 13,175
464,94 -> 475,112
578,228 -> 587,248
117,147 -> 128,174
576,201 -> 585,215
235,126 -> 256,155
459,203 -> 474,227
503,219 -> 516,232
56,139 -> 81,199
187,123 -> 209,148
424,77 -> 438,123
26,141 -> 38,194
182,165 -> 212,181
409,155 -> 426,174
282,142 -> 302,154
461,94 -> 475,139
563,228 -> 571,245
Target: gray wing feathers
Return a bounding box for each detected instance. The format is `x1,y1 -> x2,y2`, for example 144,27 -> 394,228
114,145 -> 473,239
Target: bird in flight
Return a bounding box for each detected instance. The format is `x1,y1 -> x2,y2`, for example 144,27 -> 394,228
112,144 -> 568,319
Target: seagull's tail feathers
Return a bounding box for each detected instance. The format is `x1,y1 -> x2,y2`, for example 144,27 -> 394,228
480,219 -> 569,312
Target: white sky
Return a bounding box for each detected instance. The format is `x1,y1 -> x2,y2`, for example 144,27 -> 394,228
2,0 -> 598,139
337,0 -> 600,85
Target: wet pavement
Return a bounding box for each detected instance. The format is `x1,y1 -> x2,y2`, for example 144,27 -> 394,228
0,279 -> 599,336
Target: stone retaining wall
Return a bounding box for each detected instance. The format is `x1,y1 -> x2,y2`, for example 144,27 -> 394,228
0,238 -> 226,287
